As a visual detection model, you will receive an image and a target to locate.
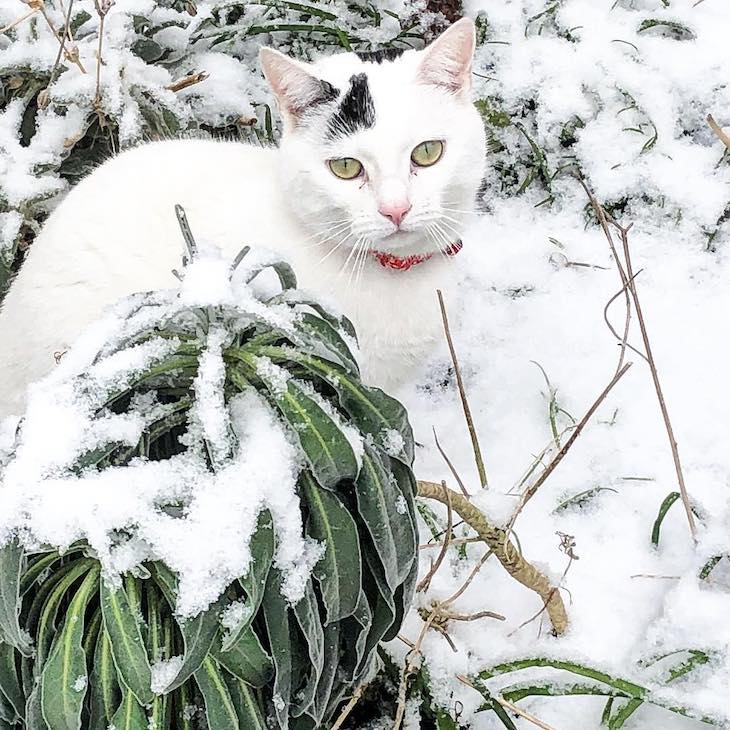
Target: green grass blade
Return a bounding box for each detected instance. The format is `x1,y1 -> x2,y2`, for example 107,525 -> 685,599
262,569 -> 292,729
40,565 -> 100,730
100,578 -> 154,706
300,472 -> 362,623
651,492 -> 680,546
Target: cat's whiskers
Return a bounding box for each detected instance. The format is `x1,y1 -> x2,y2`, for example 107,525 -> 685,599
318,227 -> 357,265
302,220 -> 352,250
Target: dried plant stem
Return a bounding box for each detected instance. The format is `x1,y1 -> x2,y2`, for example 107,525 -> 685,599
393,613 -> 434,730
708,114 -> 730,150
512,362 -> 632,521
495,696 -> 558,730
417,480 -> 569,635
331,683 -> 367,730
433,427 -> 470,497
0,6 -> 39,34
613,221 -> 698,542
582,180 -> 698,543
166,71 -> 209,92
437,289 -> 489,488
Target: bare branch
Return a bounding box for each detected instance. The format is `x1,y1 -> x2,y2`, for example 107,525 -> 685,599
433,427 -> 470,497
417,480 -> 569,635
417,481 -> 452,593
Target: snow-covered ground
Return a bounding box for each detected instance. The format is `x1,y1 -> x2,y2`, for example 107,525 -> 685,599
396,2 -> 730,726
2,0 -> 729,727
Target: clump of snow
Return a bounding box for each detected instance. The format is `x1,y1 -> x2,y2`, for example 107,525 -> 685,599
151,657 -> 184,695
220,600 -> 253,633
72,675 -> 87,693
381,428 -> 406,458
0,251 -> 324,616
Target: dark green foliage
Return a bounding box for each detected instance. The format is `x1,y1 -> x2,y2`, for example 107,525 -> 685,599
0,237 -> 419,728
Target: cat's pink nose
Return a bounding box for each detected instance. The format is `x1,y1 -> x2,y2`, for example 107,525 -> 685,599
379,202 -> 412,228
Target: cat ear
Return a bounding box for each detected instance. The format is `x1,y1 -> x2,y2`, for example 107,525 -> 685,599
259,47 -> 338,126
417,17 -> 475,96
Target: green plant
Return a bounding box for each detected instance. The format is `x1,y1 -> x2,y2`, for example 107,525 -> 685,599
0,208 -> 419,729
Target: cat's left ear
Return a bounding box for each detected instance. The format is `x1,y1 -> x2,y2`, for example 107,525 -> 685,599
417,17 -> 475,96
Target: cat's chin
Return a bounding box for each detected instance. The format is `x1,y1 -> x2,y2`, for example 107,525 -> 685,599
369,228 -> 450,256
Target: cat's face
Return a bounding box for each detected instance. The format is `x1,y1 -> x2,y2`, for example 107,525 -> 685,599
260,19 -> 486,267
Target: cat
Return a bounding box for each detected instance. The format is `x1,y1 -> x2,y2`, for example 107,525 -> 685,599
0,18 -> 486,419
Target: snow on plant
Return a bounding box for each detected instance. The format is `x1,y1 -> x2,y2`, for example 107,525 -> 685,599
0,207 -> 419,728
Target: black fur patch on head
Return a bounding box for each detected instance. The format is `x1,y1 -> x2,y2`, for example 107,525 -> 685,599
355,47 -> 406,64
327,73 -> 375,139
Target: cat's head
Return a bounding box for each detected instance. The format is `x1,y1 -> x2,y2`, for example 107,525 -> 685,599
260,18 -> 486,268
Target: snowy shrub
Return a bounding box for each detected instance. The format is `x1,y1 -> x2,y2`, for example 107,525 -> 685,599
0,211 -> 418,729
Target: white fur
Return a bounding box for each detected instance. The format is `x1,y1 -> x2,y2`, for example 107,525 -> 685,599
0,19 -> 486,418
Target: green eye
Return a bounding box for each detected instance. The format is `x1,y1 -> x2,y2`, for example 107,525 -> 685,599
411,140 -> 444,167
328,157 -> 363,180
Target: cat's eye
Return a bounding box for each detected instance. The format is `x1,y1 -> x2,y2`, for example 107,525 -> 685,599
328,157 -> 363,180
411,140 -> 444,167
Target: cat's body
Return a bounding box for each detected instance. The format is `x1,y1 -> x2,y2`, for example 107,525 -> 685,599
0,19 -> 486,418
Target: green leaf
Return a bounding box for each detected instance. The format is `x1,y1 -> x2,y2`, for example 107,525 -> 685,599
266,377 -> 358,490
215,628 -> 273,688
253,348 -> 414,464
225,675 -> 266,729
149,563 -> 219,693
263,569 -> 292,729
222,512 -> 274,653
100,578 -> 154,706
34,559 -> 94,669
356,446 -> 417,592
88,627 -> 120,730
0,538 -> 32,656
194,657 -> 240,730
40,565 -> 100,730
311,623 -> 339,726
291,582 -> 324,717
0,641 -> 24,719
131,38 -> 164,62
294,313 -> 359,376
24,682 -> 47,730
651,492 -> 680,547
110,686 -> 148,730
300,473 -> 362,623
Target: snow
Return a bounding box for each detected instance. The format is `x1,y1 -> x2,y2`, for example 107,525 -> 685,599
2,0 -> 730,727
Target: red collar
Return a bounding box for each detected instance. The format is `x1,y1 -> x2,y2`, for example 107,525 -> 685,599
370,240 -> 463,271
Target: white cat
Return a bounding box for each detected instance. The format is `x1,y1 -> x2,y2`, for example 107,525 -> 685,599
0,18 -> 486,418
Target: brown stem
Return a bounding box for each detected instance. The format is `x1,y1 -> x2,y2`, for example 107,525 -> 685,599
437,289 -> 489,488
708,114 -> 730,151
614,222 -> 698,542
417,480 -> 569,635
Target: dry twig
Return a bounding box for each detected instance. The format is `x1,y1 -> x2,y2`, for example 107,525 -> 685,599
708,114 -> 730,150
166,71 -> 209,92
437,289 -> 489,488
433,427 -> 470,497
417,480 -> 569,635
331,683 -> 367,730
93,0 -> 114,107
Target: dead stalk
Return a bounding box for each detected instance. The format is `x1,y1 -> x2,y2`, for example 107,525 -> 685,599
93,0 -> 114,107
510,362 -> 632,525
437,289 -> 489,488
166,71 -> 209,92
331,683 -> 367,730
613,220 -> 698,541
708,114 -> 730,150
433,427 -> 470,497
0,5 -> 40,34
582,180 -> 698,543
417,480 -> 569,635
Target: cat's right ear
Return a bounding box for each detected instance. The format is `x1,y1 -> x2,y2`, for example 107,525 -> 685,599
259,48 -> 338,128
